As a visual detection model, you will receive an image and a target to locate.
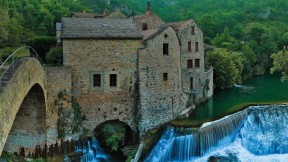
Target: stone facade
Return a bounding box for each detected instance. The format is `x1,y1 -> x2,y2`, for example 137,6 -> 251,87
138,26 -> 188,132
63,39 -> 143,133
45,67 -> 72,142
133,13 -> 165,31
172,20 -> 214,103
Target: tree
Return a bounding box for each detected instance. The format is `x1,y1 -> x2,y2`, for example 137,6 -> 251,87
0,9 -> 9,43
46,46 -> 63,66
206,48 -> 239,89
26,36 -> 57,63
271,47 -> 288,81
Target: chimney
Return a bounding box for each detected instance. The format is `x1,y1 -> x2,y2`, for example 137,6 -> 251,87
146,0 -> 151,14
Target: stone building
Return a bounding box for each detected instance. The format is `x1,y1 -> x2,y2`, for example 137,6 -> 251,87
61,1 -> 213,136
61,18 -> 143,133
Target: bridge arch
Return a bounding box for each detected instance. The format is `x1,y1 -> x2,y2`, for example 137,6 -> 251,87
0,57 -> 46,155
4,83 -> 46,154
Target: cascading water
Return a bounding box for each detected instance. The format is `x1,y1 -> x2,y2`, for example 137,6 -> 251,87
76,137 -> 108,162
145,105 -> 288,162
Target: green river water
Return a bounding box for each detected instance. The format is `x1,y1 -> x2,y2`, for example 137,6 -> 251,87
173,74 -> 288,127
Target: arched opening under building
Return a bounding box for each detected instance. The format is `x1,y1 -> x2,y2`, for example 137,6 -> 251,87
93,120 -> 136,152
3,83 -> 47,155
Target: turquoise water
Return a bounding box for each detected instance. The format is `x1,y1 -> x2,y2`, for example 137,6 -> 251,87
174,74 -> 288,126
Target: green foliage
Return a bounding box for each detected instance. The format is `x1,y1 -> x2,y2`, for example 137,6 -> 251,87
72,102 -> 83,133
46,46 -> 63,66
101,124 -> 126,151
123,146 -> 138,162
26,36 -> 57,63
271,47 -> 288,81
206,48 -> 239,89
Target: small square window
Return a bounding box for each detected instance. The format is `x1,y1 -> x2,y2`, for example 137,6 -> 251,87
191,26 -> 195,35
142,23 -> 148,31
110,74 -> 117,87
195,42 -> 199,52
195,59 -> 200,67
93,74 -> 101,87
188,41 -> 191,52
163,73 -> 168,81
187,59 -> 193,68
163,43 -> 169,55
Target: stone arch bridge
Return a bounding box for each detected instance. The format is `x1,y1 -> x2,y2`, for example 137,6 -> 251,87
0,47 -> 136,156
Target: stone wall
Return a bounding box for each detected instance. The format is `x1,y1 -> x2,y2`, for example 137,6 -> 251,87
4,84 -> 46,154
138,26 -> 188,133
0,58 -> 46,155
178,22 -> 213,103
134,13 -> 165,31
45,67 -> 72,142
63,39 -> 143,133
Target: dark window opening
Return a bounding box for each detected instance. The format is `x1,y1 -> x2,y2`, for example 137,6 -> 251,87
93,74 -> 101,87
142,23 -> 148,31
195,59 -> 200,67
195,42 -> 199,52
188,41 -> 191,52
190,77 -> 193,90
163,43 -> 169,55
187,59 -> 193,68
191,26 -> 195,35
110,74 -> 117,87
163,73 -> 168,81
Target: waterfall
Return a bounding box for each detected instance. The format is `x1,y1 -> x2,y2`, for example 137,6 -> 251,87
145,105 -> 288,161
240,105 -> 288,155
75,137 -> 108,162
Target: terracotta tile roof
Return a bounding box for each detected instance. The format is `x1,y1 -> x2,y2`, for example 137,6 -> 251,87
141,29 -> 159,41
169,20 -> 194,30
61,18 -> 143,39
141,24 -> 171,41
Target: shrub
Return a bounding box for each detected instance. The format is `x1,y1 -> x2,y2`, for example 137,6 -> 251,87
26,36 -> 57,63
46,46 -> 63,66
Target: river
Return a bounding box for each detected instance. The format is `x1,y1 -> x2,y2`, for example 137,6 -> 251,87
173,74 -> 288,127
145,74 -> 288,161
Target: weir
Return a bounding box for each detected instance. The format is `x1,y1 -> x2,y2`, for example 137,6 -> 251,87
145,105 -> 288,161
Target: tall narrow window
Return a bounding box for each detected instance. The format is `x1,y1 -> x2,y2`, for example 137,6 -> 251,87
187,59 -> 193,68
188,41 -> 191,52
195,59 -> 200,67
93,74 -> 101,87
110,74 -> 117,87
163,73 -> 168,81
191,26 -> 195,35
142,23 -> 148,31
163,43 -> 169,55
195,42 -> 199,52
190,77 -> 193,90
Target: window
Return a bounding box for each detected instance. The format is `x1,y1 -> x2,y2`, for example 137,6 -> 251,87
191,26 -> 195,35
190,77 -> 193,90
163,73 -> 168,81
188,41 -> 191,52
187,59 -> 193,68
142,23 -> 148,31
93,74 -> 101,87
195,59 -> 200,67
163,43 -> 169,55
195,42 -> 199,52
110,74 -> 117,87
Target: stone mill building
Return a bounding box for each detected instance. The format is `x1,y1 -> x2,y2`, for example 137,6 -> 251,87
61,1 -> 213,136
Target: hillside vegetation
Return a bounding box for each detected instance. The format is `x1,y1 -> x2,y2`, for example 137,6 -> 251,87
1,0 -> 287,88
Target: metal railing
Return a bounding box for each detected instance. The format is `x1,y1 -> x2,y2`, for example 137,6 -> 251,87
131,142 -> 144,162
0,46 -> 43,87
